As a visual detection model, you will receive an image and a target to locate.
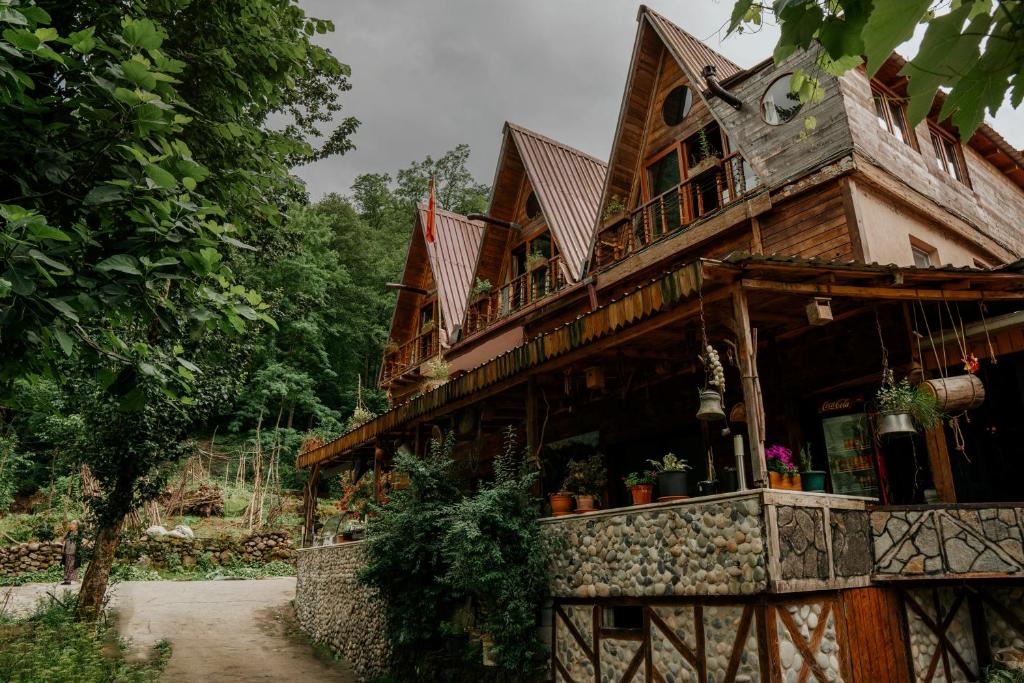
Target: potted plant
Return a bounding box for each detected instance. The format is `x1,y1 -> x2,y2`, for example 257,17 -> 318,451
548,490 -> 574,516
525,249 -> 548,272
798,445 -> 826,492
564,454 -> 607,512
420,318 -> 435,335
623,470 -> 655,505
601,196 -> 627,228
469,277 -> 492,303
875,375 -> 941,436
647,453 -> 691,499
766,444 -> 801,491
688,128 -> 722,177
697,344 -> 726,421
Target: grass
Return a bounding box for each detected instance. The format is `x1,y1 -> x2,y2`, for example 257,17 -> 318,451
3,560 -> 295,587
0,566 -> 62,587
0,594 -> 170,682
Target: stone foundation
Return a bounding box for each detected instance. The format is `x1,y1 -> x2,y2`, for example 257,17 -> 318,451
294,542 -> 389,681
545,492 -> 768,599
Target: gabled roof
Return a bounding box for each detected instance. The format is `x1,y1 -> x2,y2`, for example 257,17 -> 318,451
595,7 -> 746,225
644,7 -> 740,82
486,122 -> 607,280
414,204 -> 484,336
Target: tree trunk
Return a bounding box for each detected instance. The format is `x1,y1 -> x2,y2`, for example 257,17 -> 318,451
75,517 -> 123,622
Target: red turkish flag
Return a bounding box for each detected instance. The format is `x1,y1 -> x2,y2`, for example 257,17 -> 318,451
425,175 -> 436,244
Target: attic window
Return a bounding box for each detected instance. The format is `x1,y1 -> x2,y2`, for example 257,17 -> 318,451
761,74 -> 803,125
662,85 -> 692,126
525,191 -> 542,220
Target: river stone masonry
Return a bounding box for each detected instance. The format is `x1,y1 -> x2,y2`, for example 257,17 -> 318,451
545,493 -> 767,598
294,542 -> 390,681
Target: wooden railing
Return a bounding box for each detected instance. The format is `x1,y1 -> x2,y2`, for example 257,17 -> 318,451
464,255 -> 568,338
381,326 -> 439,383
594,153 -> 756,268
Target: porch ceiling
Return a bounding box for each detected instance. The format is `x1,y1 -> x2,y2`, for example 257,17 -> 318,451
297,254 -> 1024,470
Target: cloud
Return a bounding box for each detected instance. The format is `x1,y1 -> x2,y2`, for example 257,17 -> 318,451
295,0 -> 1022,200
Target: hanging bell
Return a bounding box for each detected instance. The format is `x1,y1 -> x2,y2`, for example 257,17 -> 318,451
696,389 -> 726,421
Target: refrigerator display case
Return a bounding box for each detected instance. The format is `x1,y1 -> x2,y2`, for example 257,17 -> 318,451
818,398 -> 887,500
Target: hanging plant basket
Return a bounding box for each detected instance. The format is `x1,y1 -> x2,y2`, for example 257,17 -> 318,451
876,411 -> 916,437
921,375 -> 985,412
696,389 -> 725,421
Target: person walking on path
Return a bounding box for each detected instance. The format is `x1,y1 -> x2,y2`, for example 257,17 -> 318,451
61,520 -> 81,585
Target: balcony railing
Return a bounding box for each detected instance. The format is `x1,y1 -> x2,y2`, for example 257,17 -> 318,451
464,255 -> 568,338
381,326 -> 439,384
594,153 -> 758,269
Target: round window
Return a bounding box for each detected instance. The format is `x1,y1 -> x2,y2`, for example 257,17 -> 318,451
761,74 -> 803,125
662,85 -> 692,126
525,191 -> 541,220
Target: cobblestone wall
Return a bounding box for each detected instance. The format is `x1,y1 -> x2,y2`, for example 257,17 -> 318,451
294,543 -> 389,681
545,493 -> 767,598
873,505 -> 1024,578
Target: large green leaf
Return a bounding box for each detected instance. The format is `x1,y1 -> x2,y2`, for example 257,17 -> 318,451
121,60 -> 156,90
861,0 -> 932,75
144,163 -> 177,190
95,254 -> 143,276
122,18 -> 164,50
901,5 -> 989,126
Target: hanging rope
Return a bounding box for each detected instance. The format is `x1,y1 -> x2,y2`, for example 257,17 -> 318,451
874,306 -> 892,386
978,300 -> 998,365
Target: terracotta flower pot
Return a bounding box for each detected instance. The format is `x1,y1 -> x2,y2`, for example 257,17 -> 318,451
549,492 -> 574,516
768,471 -> 802,491
630,484 -> 654,506
575,494 -> 598,513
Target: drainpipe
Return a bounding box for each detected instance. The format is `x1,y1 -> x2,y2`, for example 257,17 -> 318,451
703,65 -> 743,111
466,213 -> 522,231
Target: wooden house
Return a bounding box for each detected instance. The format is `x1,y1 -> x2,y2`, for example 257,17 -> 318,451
296,6 -> 1024,682
379,203 -> 483,404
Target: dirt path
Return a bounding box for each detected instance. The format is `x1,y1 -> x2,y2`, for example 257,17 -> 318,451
4,578 -> 357,682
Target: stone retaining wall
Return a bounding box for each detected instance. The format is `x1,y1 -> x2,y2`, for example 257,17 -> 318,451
118,531 -> 294,569
294,542 -> 389,681
0,531 -> 294,577
544,492 -> 768,598
0,540 -> 64,576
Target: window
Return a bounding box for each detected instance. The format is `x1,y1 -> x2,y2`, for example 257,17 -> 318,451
419,301 -> 435,329
662,85 -> 692,126
524,191 -> 542,220
603,606 -> 643,630
872,89 -> 911,146
646,149 -> 681,197
761,74 -> 803,125
911,246 -> 931,268
910,238 -> 937,268
930,130 -> 967,184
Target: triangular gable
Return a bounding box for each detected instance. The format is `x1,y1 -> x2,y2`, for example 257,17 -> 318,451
507,124 -> 607,279
480,122 -> 607,284
414,203 -> 484,338
598,7 -> 747,211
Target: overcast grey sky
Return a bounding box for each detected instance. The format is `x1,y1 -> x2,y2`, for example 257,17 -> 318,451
295,0 -> 1023,200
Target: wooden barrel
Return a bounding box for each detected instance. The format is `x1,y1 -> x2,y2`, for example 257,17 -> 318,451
922,375 -> 985,412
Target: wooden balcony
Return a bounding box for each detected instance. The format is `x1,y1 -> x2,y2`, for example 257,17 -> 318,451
380,327 -> 439,384
463,254 -> 569,339
593,153 -> 757,269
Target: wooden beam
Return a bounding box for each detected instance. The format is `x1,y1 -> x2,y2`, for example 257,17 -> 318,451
923,426 -> 957,503
741,278 -> 1024,302
750,216 -> 763,255
733,286 -> 767,486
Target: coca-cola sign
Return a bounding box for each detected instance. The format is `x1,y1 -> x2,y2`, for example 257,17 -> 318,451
819,397 -> 862,414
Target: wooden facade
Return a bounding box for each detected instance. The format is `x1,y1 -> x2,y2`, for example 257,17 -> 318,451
299,5 -> 1024,682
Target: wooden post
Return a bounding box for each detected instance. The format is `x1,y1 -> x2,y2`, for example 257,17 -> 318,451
733,286 -> 768,486
923,426 -> 957,503
301,463 -> 321,548
526,376 -> 540,468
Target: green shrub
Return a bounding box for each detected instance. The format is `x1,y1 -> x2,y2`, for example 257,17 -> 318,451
0,566 -> 62,587
360,430 -> 550,681
0,595 -> 170,682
